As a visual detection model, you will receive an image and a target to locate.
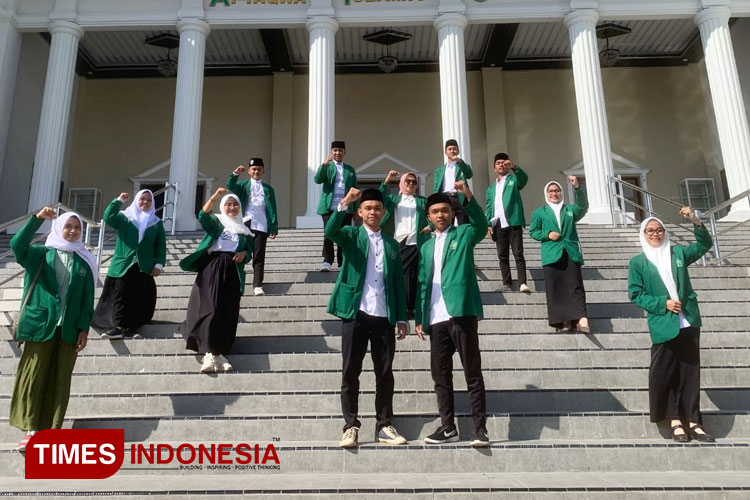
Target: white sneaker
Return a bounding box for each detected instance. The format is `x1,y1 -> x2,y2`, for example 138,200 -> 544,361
200,353 -> 217,373
216,354 -> 234,372
339,427 -> 359,448
253,287 -> 265,296
519,283 -> 531,294
320,262 -> 332,272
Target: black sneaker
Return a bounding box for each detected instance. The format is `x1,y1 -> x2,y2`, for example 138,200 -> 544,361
424,424 -> 459,444
100,328 -> 123,340
470,428 -> 490,447
121,328 -> 142,339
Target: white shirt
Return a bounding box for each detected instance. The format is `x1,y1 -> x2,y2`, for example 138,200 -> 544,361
491,176 -> 509,229
330,162 -> 346,210
244,179 -> 268,232
359,226 -> 387,318
442,162 -> 457,193
394,195 -> 418,246
429,230 -> 452,325
208,230 -> 240,254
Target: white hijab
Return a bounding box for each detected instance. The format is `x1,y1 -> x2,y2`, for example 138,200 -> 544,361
638,217 -> 679,301
544,181 -> 564,229
44,212 -> 98,287
216,193 -> 253,236
123,189 -> 161,243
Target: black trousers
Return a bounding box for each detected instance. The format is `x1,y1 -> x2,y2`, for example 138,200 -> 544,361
321,211 -> 353,266
429,316 -> 486,430
649,326 -> 701,423
494,222 -> 527,286
447,193 -> 468,225
400,241 -> 419,316
341,311 -> 396,432
246,225 -> 268,289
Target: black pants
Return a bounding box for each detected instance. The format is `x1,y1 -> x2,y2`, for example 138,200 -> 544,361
244,223 -> 268,288
649,326 -> 701,424
400,241 -> 419,316
321,211 -> 353,266
341,311 -> 396,432
447,193 -> 468,225
429,316 -> 486,430
494,223 -> 527,287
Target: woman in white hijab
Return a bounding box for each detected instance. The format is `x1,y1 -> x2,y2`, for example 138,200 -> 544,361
92,189 -> 166,339
628,206 -> 715,443
529,176 -> 590,333
9,207 -> 96,451
180,187 -> 254,374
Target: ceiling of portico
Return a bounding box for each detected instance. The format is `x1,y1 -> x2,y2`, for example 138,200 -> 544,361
69,18 -> 706,79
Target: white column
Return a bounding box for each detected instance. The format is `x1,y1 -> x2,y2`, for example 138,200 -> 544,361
435,13 -> 472,168
0,16 -> 21,184
297,16 -> 337,229
696,6 -> 750,221
565,9 -> 615,224
168,18 -> 210,231
27,20 -> 83,211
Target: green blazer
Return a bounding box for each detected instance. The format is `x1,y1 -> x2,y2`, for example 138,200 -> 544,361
415,196 -> 487,334
314,161 -> 358,215
179,210 -> 254,295
378,181 -> 430,248
10,216 -> 95,344
103,198 -> 167,277
484,167 -> 529,228
529,187 -> 588,266
628,224 -> 713,344
324,209 -> 407,326
433,160 -> 473,205
226,174 -> 279,235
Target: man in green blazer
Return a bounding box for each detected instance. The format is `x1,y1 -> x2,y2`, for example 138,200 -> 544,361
485,152 -> 530,293
227,158 -> 279,296
433,139 -> 473,225
315,141 -> 358,271
325,187 -> 409,449
415,181 -> 490,448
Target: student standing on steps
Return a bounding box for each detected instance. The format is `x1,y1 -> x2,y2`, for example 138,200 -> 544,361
325,187 -> 409,448
314,141 -> 358,272
379,170 -> 431,319
628,207 -> 715,443
529,176 -> 590,333
92,190 -> 166,340
179,187 -> 254,374
433,139 -> 473,225
485,153 -> 530,294
415,181 -> 490,448
226,158 -> 278,297
10,208 -> 96,452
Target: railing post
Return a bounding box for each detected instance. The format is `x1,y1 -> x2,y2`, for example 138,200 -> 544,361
646,194 -> 654,218
607,177 -> 618,228
709,214 -> 721,263
170,182 -> 179,236
84,223 -> 92,247
96,219 -> 106,273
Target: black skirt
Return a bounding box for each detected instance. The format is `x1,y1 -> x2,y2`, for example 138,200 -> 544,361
181,252 -> 241,355
91,263 -> 157,331
542,249 -> 587,328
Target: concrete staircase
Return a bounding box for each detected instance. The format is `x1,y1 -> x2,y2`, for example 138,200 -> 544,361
0,224 -> 749,498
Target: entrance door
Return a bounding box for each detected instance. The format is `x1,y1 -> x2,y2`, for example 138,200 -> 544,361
619,176 -> 645,221
141,182 -> 205,218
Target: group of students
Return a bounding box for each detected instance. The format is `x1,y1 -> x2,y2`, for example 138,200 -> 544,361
8,138 -> 715,452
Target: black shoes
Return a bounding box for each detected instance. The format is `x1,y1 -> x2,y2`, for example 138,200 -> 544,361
688,424 -> 715,442
424,424 -> 459,444
671,423 -> 690,442
470,428 -> 490,447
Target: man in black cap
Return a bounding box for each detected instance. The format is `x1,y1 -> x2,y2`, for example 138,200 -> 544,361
433,139 -> 473,225
227,158 -> 279,296
415,181 -> 489,447
314,141 -> 358,271
325,187 -> 409,448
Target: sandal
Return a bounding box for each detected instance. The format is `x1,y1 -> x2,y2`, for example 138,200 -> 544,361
670,423 -> 690,443
688,424 -> 715,443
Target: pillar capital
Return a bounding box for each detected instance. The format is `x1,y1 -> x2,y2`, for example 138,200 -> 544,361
306,16 -> 338,34
177,17 -> 210,36
48,20 -> 84,39
434,13 -> 467,32
695,6 -> 730,27
564,9 -> 599,29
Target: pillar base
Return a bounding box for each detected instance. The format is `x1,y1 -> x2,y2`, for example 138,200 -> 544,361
173,215 -> 198,232
577,208 -> 615,225
296,214 -> 323,229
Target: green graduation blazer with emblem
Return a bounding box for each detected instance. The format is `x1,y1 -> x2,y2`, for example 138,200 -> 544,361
378,181 -> 430,248
179,210 -> 254,295
415,196 -> 487,334
314,161 -> 358,215
628,224 -> 712,344
484,166 -> 529,228
103,198 -> 167,277
433,160 -> 473,205
324,209 -> 407,326
226,174 -> 279,234
11,216 -> 95,344
529,187 -> 588,266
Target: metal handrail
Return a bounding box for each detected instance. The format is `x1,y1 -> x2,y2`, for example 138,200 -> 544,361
699,188 -> 750,218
